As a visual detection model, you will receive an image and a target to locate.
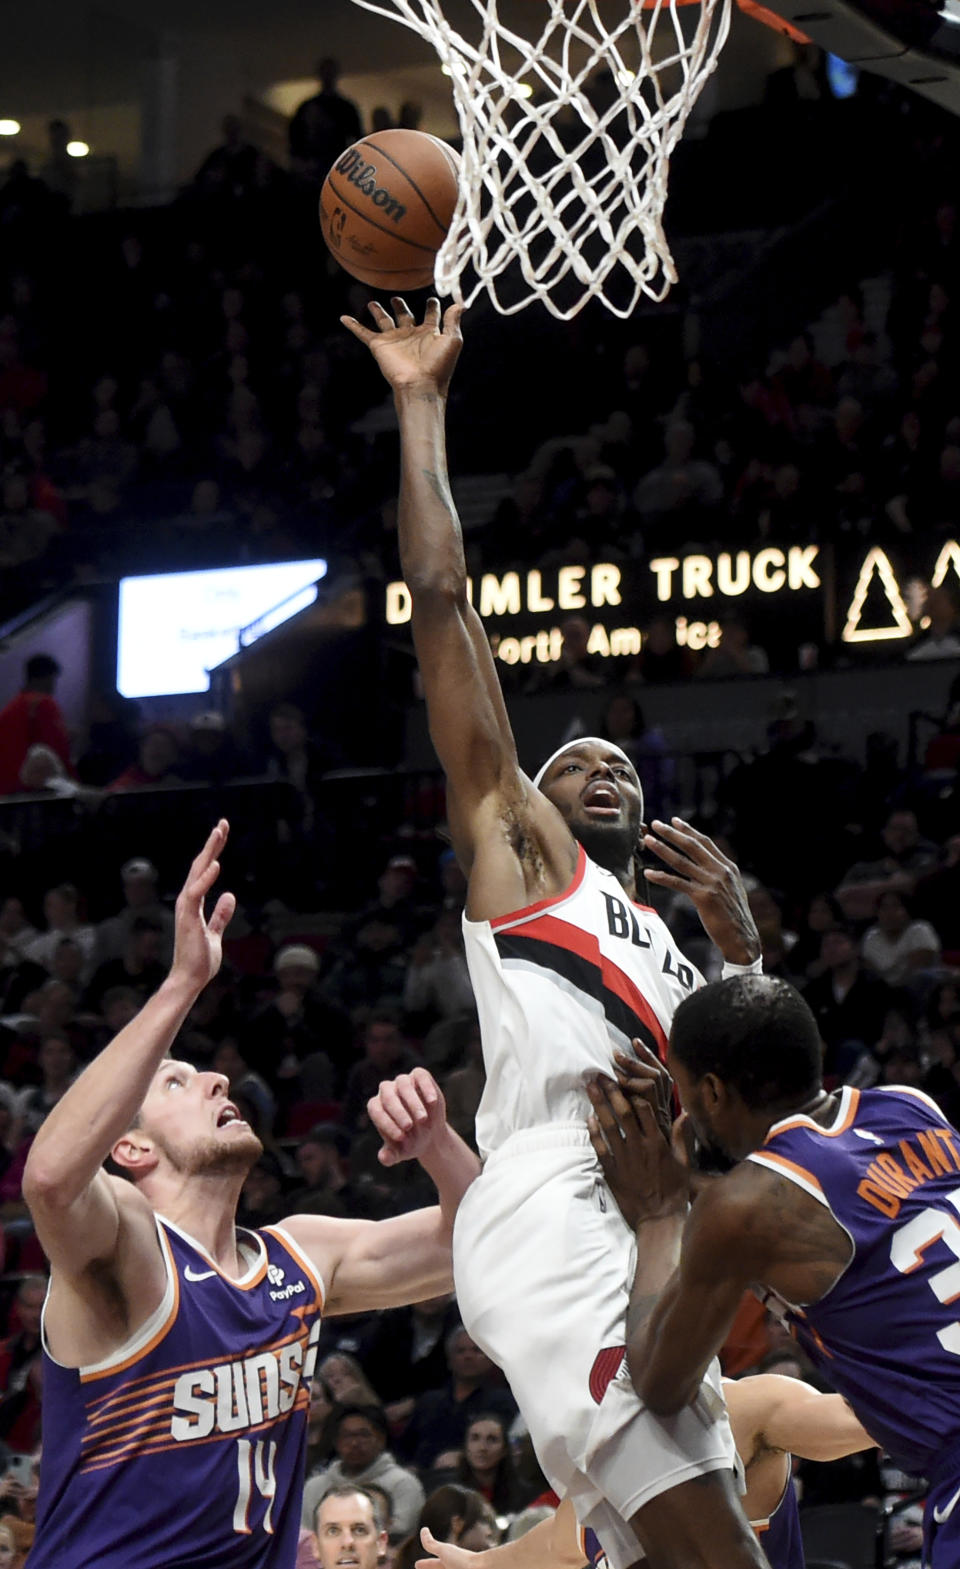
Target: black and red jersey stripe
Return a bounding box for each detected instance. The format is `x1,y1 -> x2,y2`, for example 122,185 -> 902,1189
492,912 -> 668,1062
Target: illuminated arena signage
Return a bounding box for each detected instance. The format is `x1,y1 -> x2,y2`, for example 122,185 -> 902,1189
384,540 -> 960,664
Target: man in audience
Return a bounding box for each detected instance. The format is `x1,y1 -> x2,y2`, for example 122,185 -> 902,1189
303,1485 -> 386,1569
302,1406 -> 425,1538
289,59 -> 363,185
401,1326 -> 518,1472
802,923 -> 893,1081
837,809 -> 940,921
0,655 -> 70,796
94,858 -> 173,966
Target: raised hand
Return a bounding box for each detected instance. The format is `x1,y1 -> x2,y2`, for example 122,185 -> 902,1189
643,818 -> 760,966
586,1075 -> 689,1231
341,297 -> 464,395
367,1067 -> 449,1167
170,820 -> 236,993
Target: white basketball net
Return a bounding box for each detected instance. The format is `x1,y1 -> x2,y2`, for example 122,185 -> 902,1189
347,0 -> 730,318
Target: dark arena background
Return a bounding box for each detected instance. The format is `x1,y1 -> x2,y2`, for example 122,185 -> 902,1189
0,0 -> 958,1558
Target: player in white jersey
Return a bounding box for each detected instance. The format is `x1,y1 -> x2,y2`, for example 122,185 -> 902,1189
344,298 -> 766,1569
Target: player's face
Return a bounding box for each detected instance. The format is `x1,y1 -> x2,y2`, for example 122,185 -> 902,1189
314,1494 -> 384,1569
540,744 -> 642,869
137,1060 -> 263,1177
667,1053 -> 740,1168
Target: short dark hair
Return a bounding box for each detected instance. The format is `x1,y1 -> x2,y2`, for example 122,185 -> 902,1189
670,976 -> 822,1111
334,1403 -> 388,1442
314,1484 -> 384,1533
25,653 -> 60,683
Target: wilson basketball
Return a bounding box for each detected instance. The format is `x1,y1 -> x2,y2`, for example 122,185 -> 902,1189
320,129 -> 461,292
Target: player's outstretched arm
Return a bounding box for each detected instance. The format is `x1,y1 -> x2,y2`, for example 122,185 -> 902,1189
23,821 -> 236,1277
418,1499 -> 583,1569
733,1374 -> 875,1463
341,299 -> 563,885
283,1068 -> 481,1314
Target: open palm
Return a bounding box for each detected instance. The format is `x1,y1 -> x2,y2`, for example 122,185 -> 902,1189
342,297 -> 464,394
171,820 -> 236,991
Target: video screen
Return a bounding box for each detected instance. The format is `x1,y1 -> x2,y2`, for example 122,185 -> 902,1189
117,559 -> 327,698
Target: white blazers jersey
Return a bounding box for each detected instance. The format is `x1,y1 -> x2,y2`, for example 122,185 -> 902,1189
463,844 -> 702,1157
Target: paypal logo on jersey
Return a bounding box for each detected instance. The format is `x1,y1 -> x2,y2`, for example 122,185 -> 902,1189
267,1263 -> 306,1302
170,1318 -> 320,1441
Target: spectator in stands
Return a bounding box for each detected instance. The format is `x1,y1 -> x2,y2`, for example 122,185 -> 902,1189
303,1374 -> 338,1479
628,615 -> 696,684
288,59 -> 363,185
0,470 -> 59,577
0,655 -> 70,797
85,917 -> 167,1011
633,419 -> 722,529
244,943 -> 351,1089
394,1486 -> 496,1569
326,917 -> 410,1018
306,1485 -> 387,1569
22,884 -> 94,978
265,702 -> 340,829
915,834 -> 960,956
0,1279 -> 44,1456
319,1356 -> 382,1411
860,889 -> 941,985
0,903 -> 38,968
302,1406 -> 425,1539
525,615 -> 604,694
14,1034 -> 76,1131
401,1327 -> 517,1473
789,891 -> 845,979
404,908 -> 474,1026
696,615 -> 770,679
907,579 -> 960,661
75,691 -> 140,787
106,727 -> 183,791
179,711 -> 246,784
342,856 -> 430,952
289,1126 -> 359,1217
837,808 -> 940,920
359,1293 -> 461,1428
341,1013 -> 420,1132
192,115 -> 261,200
454,1412 -> 529,1514
94,858 -> 173,966
802,923 -> 894,1082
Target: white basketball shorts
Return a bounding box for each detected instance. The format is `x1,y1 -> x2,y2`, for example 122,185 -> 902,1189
452,1126 -> 737,1569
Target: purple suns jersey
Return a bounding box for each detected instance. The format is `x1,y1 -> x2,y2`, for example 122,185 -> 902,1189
748,1084 -> 960,1482
29,1216 -> 323,1569
753,1475 -> 803,1569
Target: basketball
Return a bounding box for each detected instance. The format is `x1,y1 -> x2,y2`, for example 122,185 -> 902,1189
320,129 -> 461,292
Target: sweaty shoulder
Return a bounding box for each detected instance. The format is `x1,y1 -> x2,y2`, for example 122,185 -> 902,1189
694,1160 -> 852,1306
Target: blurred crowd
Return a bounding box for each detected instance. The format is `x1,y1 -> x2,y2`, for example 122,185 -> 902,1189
0,63 -> 957,680
0,44 -> 956,1569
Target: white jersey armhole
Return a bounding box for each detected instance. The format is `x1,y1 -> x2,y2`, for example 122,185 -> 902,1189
42,1214 -> 178,1377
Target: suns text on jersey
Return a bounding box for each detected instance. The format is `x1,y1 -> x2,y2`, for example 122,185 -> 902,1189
170,1319 -> 320,1441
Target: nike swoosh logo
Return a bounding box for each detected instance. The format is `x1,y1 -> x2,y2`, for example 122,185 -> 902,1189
933,1481 -> 960,1524
183,1266 -> 216,1282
